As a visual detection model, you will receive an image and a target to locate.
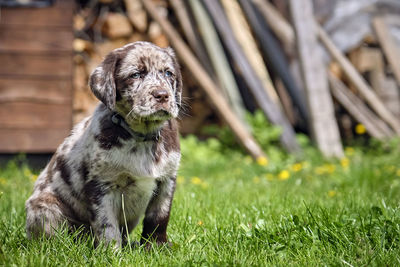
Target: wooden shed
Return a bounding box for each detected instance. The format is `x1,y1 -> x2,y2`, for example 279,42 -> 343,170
0,0 -> 75,153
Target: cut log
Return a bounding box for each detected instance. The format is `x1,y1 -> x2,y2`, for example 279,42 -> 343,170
289,0 -> 343,158
140,0 -> 267,159
202,0 -> 301,153
124,0 -> 147,32
102,12 -> 133,39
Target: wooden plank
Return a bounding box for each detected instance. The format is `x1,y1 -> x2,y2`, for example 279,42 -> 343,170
0,128 -> 70,153
289,0 -> 343,158
317,24 -> 400,135
0,27 -> 73,53
0,53 -> 72,77
0,102 -> 72,129
372,16 -> 400,85
141,0 -> 267,159
0,6 -> 73,28
0,79 -> 71,104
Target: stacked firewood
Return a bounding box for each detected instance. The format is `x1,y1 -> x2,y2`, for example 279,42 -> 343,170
72,0 -> 400,158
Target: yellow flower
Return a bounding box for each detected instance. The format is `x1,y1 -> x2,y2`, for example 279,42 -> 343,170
355,124 -> 366,135
328,190 -> 336,197
0,178 -> 6,185
396,169 -> 400,177
256,156 -> 268,166
345,147 -> 354,156
252,176 -> 260,184
177,176 -> 185,184
191,176 -> 202,185
291,163 -> 303,172
197,220 -> 203,226
340,157 -> 350,169
278,170 -> 290,180
326,164 -> 336,173
30,174 -> 38,182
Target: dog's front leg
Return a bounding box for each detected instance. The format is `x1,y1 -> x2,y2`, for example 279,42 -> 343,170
84,181 -> 122,247
140,177 -> 176,247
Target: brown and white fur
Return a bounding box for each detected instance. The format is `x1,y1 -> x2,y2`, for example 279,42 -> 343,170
25,42 -> 182,248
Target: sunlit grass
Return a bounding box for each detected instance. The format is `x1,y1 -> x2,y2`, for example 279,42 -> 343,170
1,136 -> 400,266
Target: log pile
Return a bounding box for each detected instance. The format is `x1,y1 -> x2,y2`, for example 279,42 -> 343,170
73,0 -> 400,158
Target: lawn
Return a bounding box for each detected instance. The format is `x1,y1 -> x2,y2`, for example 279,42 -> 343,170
1,130 -> 400,266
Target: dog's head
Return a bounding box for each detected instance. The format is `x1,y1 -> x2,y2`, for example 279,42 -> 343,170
90,42 -> 182,132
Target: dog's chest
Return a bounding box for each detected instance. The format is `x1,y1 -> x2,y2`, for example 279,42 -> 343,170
94,141 -> 179,181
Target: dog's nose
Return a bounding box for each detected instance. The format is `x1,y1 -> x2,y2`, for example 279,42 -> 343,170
151,88 -> 169,103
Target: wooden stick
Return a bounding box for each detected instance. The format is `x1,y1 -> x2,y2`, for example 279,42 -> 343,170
240,0 -> 309,126
251,0 -> 295,53
289,0 -> 343,158
202,0 -> 300,153
328,73 -> 394,139
317,24 -> 400,135
169,0 -> 214,76
372,16 -> 400,85
140,0 -> 266,159
221,0 -> 281,107
188,0 -> 248,123
257,1 -> 397,139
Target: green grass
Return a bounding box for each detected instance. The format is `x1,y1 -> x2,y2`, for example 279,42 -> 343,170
1,135 -> 400,266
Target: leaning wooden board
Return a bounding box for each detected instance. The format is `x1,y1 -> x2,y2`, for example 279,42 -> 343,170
0,0 -> 74,153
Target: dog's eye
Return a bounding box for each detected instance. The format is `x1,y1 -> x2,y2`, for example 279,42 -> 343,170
164,70 -> 173,77
130,72 -> 141,79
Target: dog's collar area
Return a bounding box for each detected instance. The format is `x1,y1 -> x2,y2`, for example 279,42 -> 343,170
111,113 -> 161,142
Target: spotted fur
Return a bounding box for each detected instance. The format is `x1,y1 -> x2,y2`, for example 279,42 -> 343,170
25,42 -> 182,248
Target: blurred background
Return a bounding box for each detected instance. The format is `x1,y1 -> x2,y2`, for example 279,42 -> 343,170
0,0 -> 399,161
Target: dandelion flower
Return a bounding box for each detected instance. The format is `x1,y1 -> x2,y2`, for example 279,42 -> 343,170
30,174 -> 38,182
191,176 -> 202,185
355,124 -> 366,135
291,163 -> 303,172
197,220 -> 203,226
328,190 -> 336,197
340,157 -> 350,169
325,164 -> 336,174
278,170 -> 290,180
256,156 -> 268,166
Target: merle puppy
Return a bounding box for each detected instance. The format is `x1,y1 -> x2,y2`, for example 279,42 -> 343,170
25,42 -> 182,248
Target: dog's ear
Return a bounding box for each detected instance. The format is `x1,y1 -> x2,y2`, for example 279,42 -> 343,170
165,47 -> 182,107
89,51 -> 119,110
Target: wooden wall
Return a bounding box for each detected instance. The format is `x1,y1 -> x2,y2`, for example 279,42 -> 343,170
0,0 -> 74,153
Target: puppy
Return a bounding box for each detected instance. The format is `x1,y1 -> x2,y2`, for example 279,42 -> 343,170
25,42 -> 182,248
